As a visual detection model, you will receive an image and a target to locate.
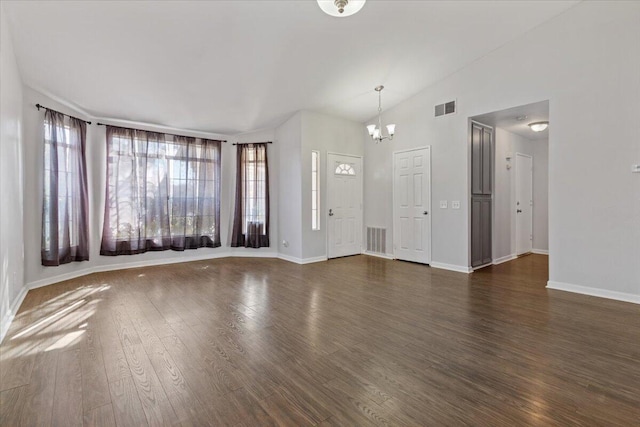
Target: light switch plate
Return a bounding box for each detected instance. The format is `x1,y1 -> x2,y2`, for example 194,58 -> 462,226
452,201 -> 460,209
440,200 -> 448,209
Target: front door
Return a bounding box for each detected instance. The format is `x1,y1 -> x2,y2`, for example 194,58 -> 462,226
393,147 -> 432,264
327,153 -> 363,259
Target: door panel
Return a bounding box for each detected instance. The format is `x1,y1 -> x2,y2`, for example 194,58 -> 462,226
481,198 -> 492,264
471,199 -> 482,267
413,218 -> 424,251
481,127 -> 493,195
393,147 -> 431,264
327,154 -> 362,259
471,125 -> 483,195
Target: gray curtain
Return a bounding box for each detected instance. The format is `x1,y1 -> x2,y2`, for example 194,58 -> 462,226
41,109 -> 89,266
100,126 -> 221,255
231,143 -> 270,248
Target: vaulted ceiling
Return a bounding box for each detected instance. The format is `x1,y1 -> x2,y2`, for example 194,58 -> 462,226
4,1 -> 578,134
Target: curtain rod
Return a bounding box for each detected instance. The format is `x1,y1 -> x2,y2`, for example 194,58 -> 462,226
95,122 -> 227,143
35,104 -> 92,125
232,141 -> 273,145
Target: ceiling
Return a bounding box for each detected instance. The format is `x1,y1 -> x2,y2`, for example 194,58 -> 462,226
472,101 -> 550,141
3,1 -> 577,135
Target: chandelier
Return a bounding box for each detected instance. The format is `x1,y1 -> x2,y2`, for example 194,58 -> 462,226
317,0 -> 366,17
367,86 -> 396,143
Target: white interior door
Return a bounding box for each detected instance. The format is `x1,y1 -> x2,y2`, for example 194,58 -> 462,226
327,154 -> 363,259
393,147 -> 431,264
515,153 -> 533,255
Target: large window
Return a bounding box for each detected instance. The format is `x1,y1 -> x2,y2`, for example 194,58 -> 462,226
100,126 -> 221,255
311,150 -> 320,230
42,109 -> 89,266
230,143 -> 270,248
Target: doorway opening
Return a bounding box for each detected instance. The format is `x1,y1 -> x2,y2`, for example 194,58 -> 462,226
469,100 -> 549,271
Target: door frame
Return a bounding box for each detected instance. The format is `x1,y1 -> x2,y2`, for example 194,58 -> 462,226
326,152 -> 364,259
515,152 -> 533,255
392,146 -> 432,264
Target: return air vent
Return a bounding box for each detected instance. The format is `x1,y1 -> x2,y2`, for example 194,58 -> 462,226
435,100 -> 456,117
366,227 -> 387,254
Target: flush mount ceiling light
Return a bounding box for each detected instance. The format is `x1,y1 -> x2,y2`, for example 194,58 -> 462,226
317,0 -> 366,17
528,121 -> 549,132
367,85 -> 396,143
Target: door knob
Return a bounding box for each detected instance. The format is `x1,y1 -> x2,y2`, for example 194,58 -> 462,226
423,211 -> 429,215
328,209 -> 334,217
517,209 -> 522,213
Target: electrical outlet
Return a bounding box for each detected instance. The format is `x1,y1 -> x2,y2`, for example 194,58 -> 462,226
440,200 -> 448,209
452,201 -> 460,209
632,164 -> 640,173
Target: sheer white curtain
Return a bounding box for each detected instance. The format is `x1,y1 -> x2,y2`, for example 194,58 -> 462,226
100,126 -> 221,255
42,109 -> 89,266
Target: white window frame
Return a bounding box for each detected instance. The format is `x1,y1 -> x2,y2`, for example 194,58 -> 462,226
312,150 -> 320,231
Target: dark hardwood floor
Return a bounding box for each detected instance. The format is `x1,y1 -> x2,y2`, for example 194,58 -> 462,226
1,254 -> 638,426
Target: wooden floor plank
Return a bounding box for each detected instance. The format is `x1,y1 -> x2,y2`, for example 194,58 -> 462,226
80,328 -> 111,411
52,349 -> 83,427
18,350 -> 58,426
108,376 -> 147,427
0,385 -> 28,426
83,403 -> 116,427
0,254 -> 638,426
121,343 -> 178,426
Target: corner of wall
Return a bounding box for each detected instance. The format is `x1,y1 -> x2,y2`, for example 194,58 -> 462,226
0,4 -> 27,343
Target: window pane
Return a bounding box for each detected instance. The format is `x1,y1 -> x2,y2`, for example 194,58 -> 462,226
311,151 -> 320,230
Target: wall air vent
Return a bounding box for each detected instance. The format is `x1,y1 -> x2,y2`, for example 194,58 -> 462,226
366,227 -> 387,254
435,100 -> 456,117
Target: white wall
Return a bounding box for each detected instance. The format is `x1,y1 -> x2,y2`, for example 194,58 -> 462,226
531,138 -> 548,252
364,1 -> 640,300
493,127 -> 514,261
275,112 -> 303,260
0,4 -> 26,341
300,111 -> 364,260
274,110 -> 364,263
493,127 -> 548,261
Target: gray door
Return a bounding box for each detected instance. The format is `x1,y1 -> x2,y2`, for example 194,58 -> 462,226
471,122 -> 493,268
471,197 -> 492,267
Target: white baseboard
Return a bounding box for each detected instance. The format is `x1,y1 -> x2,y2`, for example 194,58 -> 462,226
362,251 -> 394,260
1,285 -> 28,344
430,262 -> 472,274
225,251 -> 278,259
29,267 -> 95,290
547,281 -> 639,304
277,254 -> 327,265
493,254 -> 517,265
27,250 -> 279,290
532,249 -> 549,255
300,256 -> 328,264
